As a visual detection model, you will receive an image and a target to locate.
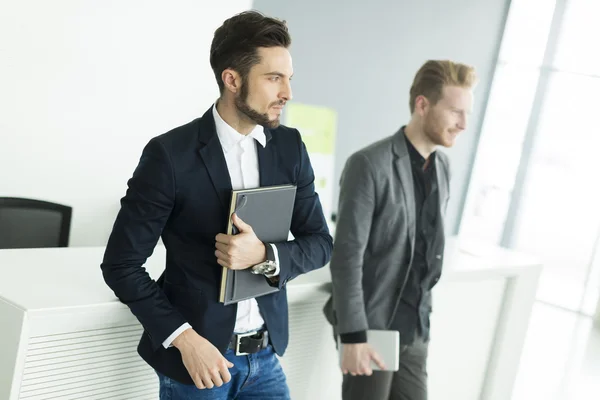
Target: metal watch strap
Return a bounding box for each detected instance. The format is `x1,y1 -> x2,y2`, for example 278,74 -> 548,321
250,244 -> 276,275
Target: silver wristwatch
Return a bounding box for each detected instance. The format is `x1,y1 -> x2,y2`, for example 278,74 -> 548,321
251,244 -> 277,276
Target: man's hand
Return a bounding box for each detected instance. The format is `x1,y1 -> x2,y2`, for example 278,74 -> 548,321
215,213 -> 266,270
172,328 -> 234,389
341,343 -> 386,376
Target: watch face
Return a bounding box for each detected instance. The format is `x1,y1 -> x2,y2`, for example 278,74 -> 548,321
252,262 -> 275,275
264,264 -> 276,274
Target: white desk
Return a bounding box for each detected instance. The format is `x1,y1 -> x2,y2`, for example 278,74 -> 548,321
0,237 -> 541,400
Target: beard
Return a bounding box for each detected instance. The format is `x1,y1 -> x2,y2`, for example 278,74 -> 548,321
234,80 -> 283,129
422,112 -> 456,148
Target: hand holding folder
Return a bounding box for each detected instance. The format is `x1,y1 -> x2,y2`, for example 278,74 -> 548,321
219,184 -> 297,305
338,330 -> 400,374
215,213 -> 268,271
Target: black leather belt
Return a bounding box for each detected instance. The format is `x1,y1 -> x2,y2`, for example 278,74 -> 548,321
228,330 -> 269,356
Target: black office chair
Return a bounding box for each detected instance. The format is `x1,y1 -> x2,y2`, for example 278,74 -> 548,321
0,197 -> 72,249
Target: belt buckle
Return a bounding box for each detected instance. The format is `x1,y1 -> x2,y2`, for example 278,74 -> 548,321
235,330 -> 258,356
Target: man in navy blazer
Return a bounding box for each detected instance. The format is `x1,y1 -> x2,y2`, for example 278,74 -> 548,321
101,10 -> 332,399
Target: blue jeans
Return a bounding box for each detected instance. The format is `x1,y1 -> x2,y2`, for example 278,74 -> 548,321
157,345 -> 290,400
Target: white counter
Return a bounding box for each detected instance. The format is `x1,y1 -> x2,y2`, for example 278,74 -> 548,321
0,236 -> 541,400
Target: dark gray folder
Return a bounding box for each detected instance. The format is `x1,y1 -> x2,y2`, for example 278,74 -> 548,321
219,184 -> 296,305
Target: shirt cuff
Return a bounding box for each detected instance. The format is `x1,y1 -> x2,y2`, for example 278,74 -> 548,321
264,243 -> 280,278
340,330 -> 368,344
162,322 -> 192,349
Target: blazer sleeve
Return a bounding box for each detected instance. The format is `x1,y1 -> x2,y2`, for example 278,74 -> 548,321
101,137 -> 187,351
329,152 -> 376,336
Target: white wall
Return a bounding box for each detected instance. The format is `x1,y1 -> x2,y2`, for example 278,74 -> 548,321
0,0 -> 252,246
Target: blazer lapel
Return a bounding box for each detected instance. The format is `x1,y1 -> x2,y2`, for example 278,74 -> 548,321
196,107 -> 232,210
392,130 -> 416,256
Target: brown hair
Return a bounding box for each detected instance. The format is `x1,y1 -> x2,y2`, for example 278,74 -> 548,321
210,11 -> 291,94
409,60 -> 477,113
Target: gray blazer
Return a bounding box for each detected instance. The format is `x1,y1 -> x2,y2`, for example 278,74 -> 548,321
323,129 -> 450,335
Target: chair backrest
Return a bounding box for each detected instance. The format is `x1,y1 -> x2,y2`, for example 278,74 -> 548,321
0,197 -> 72,249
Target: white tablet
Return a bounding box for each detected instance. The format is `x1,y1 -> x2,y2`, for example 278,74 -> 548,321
338,329 -> 400,372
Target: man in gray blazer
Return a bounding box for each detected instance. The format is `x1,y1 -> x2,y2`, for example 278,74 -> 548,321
324,60 -> 477,400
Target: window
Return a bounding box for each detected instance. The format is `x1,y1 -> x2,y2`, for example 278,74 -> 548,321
459,0 -> 600,315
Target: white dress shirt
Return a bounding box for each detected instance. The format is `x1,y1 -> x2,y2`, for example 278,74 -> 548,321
162,104 -> 279,348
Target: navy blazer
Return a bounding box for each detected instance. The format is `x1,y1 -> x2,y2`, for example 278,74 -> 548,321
101,106 -> 333,384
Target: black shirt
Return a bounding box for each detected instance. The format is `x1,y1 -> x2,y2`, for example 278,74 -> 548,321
390,131 -> 445,345
406,133 -> 439,274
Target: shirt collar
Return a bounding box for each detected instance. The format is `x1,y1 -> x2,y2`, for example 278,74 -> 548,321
212,103 -> 266,153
